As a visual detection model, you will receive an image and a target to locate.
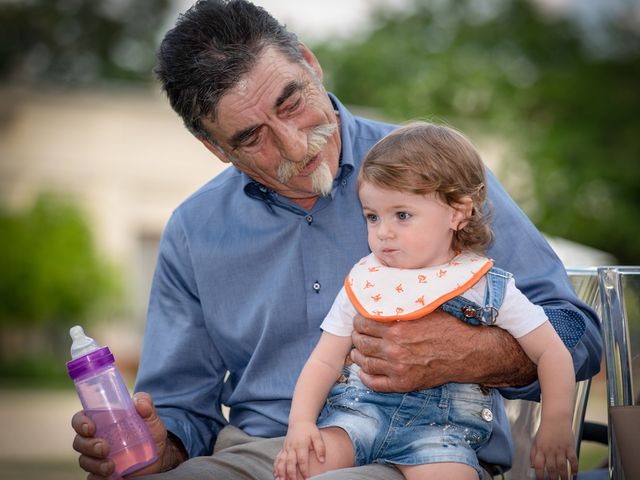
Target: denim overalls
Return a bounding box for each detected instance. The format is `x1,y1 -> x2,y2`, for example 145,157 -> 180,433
317,267 -> 512,477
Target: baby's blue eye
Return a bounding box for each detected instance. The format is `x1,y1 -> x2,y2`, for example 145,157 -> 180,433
397,212 -> 411,220
366,213 -> 378,223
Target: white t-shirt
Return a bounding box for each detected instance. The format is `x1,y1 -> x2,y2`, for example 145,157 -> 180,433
321,254 -> 548,339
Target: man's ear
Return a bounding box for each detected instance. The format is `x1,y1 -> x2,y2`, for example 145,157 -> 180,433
298,43 -> 323,82
451,196 -> 474,231
199,137 -> 232,164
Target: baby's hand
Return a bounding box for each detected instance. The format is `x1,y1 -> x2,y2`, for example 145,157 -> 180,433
274,422 -> 326,480
530,420 -> 578,480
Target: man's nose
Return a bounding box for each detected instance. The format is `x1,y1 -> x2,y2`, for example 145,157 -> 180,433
274,121 -> 307,162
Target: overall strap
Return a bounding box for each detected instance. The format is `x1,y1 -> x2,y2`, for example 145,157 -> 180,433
483,267 -> 511,312
439,267 -> 512,326
439,296 -> 486,326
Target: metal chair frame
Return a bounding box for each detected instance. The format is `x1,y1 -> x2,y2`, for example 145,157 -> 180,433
503,267 -> 601,479
597,266 -> 640,480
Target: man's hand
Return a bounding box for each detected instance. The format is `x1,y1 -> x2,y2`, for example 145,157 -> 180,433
351,309 -> 537,392
71,392 -> 186,478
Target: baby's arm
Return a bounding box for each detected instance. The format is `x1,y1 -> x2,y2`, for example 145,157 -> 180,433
274,331 -> 353,480
517,321 -> 578,480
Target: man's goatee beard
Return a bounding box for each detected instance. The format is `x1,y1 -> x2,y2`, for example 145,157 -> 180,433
310,160 -> 334,196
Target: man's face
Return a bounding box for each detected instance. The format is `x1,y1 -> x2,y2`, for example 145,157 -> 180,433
202,46 -> 341,206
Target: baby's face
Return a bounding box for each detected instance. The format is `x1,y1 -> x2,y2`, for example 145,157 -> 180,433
359,182 -> 458,269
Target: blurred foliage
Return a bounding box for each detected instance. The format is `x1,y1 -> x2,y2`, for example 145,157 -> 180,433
0,0 -> 172,85
0,355 -> 70,388
0,194 -> 122,329
315,0 -> 640,263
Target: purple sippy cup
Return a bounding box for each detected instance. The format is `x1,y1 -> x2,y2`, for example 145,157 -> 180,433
66,325 -> 158,477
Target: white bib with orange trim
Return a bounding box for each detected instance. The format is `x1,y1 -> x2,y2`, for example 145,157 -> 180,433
344,252 -> 493,322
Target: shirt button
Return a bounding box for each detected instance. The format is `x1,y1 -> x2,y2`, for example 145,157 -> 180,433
305,215 -> 313,224
312,281 -> 321,293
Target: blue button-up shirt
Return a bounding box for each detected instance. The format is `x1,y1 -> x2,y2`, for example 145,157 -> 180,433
135,94 -> 601,470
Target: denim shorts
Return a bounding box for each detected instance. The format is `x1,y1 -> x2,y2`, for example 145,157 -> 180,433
317,365 -> 494,477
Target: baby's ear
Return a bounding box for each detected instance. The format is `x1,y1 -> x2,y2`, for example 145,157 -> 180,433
451,196 -> 473,230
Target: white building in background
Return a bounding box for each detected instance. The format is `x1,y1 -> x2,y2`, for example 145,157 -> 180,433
0,87 -> 615,354
0,87 -> 225,356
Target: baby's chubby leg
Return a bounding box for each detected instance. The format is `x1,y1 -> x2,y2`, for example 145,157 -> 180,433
307,426 -> 355,476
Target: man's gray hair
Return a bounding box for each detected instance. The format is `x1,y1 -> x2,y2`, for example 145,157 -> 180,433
155,0 -> 303,140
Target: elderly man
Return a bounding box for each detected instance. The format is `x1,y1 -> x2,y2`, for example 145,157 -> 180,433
71,1 -> 601,479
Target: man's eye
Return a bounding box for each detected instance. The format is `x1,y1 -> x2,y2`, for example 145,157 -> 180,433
240,130 -> 262,148
397,212 -> 411,220
244,136 -> 259,147
284,98 -> 303,115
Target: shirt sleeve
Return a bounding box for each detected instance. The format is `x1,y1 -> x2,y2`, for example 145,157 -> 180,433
494,278 -> 548,338
134,210 -> 227,458
320,287 -> 357,337
484,168 -> 602,401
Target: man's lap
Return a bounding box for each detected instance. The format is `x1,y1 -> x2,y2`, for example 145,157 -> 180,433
135,425 -> 492,479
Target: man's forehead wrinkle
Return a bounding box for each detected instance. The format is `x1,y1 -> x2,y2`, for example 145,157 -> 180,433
212,47 -> 310,147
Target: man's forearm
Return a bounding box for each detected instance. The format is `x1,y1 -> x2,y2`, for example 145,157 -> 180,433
468,325 -> 537,388
414,316 -> 538,388
351,311 -> 537,392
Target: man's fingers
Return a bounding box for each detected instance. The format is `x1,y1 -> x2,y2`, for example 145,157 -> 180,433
78,453 -> 114,478
72,434 -> 108,458
133,391 -> 164,433
131,391 -> 168,455
349,347 -> 386,373
71,410 -> 94,437
72,408 -> 117,478
351,331 -> 385,358
132,392 -> 154,418
357,369 -> 396,392
351,343 -> 416,391
352,314 -> 386,337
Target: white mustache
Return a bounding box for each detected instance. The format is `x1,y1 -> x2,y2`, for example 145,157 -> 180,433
277,123 -> 337,182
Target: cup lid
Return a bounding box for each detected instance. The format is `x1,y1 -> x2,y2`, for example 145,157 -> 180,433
66,346 -> 114,380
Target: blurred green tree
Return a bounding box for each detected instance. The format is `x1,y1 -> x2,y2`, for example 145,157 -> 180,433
0,194 -> 121,331
0,0 -> 172,85
315,0 -> 640,263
